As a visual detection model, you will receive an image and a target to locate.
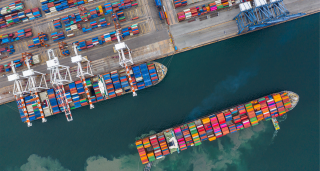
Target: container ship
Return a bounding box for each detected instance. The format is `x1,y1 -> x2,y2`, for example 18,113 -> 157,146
135,91 -> 299,164
16,62 -> 167,123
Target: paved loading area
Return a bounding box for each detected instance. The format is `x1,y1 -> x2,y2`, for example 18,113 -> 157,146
167,0 -> 320,49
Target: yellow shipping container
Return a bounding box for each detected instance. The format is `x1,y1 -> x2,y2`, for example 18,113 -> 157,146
208,136 -> 216,141
202,117 -> 210,124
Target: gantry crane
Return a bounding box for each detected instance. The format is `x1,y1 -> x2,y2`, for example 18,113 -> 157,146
253,0 -> 273,23
112,13 -> 137,96
233,2 -> 258,34
46,49 -> 73,121
71,43 -> 95,109
21,52 -> 48,123
38,32 -> 50,47
7,61 -> 32,127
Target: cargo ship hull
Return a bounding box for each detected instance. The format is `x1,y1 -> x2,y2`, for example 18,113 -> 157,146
135,91 -> 299,164
16,62 -> 167,123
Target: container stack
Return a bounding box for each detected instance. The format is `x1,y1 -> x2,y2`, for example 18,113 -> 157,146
47,89 -> 60,114
266,96 -> 278,118
102,33 -> 111,43
217,113 -> 229,135
78,40 -> 87,51
75,80 -> 85,95
258,97 -> 271,120
224,110 -> 232,123
202,117 -> 216,141
253,102 -> 264,121
53,19 -> 62,29
92,79 -> 104,102
117,11 -> 125,22
54,90 -> 65,112
149,135 -> 163,159
69,82 -> 81,108
142,138 -> 155,162
209,2 -> 217,11
64,85 -> 73,103
157,133 -> 170,156
140,64 -> 152,87
120,76 -> 130,92
111,70 -> 123,96
195,120 -> 207,141
174,127 -> 187,151
245,103 -> 259,126
92,37 -> 99,45
24,96 -> 36,121
90,21 -> 98,29
51,31 -> 65,42
279,92 -> 292,111
132,66 -> 144,90
274,97 -> 285,116
228,124 -> 237,133
99,17 -> 108,27
173,0 -> 187,8
177,12 -> 185,21
16,99 -> 27,122
62,15 -> 70,25
131,1 -> 138,6
135,140 -> 149,164
0,1 -> 25,17
103,73 -> 116,98
198,5 -> 208,15
181,124 -> 194,146
8,45 -> 15,54
104,3 -> 112,15
147,63 -> 158,83
122,27 -> 130,37
131,24 -> 139,35
86,78 -> 96,103
236,123 -> 244,130
89,9 -> 98,19
209,114 -> 222,138
221,0 -> 229,8
188,122 -> 201,146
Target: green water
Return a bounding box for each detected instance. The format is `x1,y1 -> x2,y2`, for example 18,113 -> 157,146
0,14 -> 319,171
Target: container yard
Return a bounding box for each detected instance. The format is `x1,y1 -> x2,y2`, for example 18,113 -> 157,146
135,91 -> 300,164
0,0 -> 317,125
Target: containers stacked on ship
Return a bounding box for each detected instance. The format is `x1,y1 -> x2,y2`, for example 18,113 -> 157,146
188,122 -> 201,146
24,96 -> 36,121
39,91 -> 53,117
118,69 -> 131,92
139,63 -> 152,87
16,98 -> 27,122
75,80 -> 88,106
258,97 -> 271,120
157,132 -> 170,156
128,66 -> 138,90
147,63 -> 159,84
103,73 -> 116,98
92,76 -> 104,102
180,124 -> 194,146
237,105 -> 251,128
64,84 -> 76,110
252,101 -> 264,122
279,92 -> 292,111
173,127 -> 187,151
245,102 -> 259,126
111,70 -> 123,96
223,110 -> 233,125
150,135 -> 163,159
194,119 -> 208,141
132,65 -> 144,90
209,114 -> 222,138
217,113 -> 229,135
266,95 -> 278,118
69,82 -> 81,108
55,89 -> 66,112
47,89 -> 60,114
135,140 -> 149,164
276,93 -> 286,116
86,78 -> 96,103
143,138 -> 155,162
201,117 -> 216,141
